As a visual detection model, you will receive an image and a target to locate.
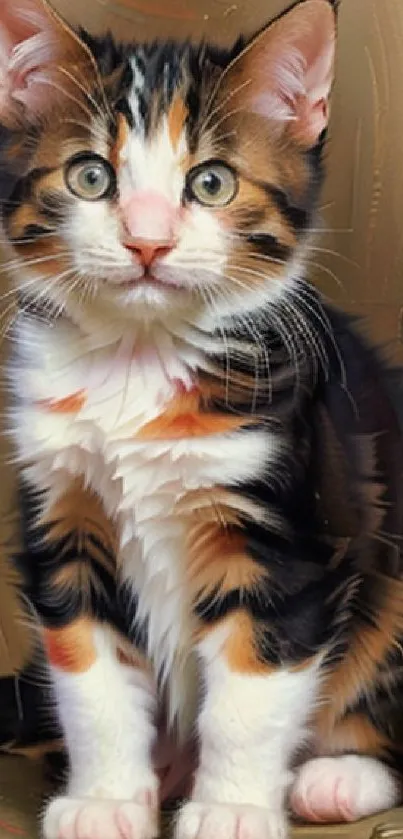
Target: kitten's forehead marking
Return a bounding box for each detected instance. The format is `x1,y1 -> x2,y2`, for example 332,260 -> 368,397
128,53 -> 146,132
119,122 -> 186,203
110,113 -> 130,172
114,69 -> 189,204
167,92 -> 188,153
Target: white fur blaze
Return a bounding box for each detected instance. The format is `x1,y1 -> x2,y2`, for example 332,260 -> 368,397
290,755 -> 401,823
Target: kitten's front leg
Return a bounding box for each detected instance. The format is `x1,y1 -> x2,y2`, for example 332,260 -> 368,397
22,480 -> 158,839
176,615 -> 320,839
42,621 -> 158,839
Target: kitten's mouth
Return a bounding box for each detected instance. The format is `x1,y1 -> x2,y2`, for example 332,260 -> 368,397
120,276 -> 166,290
118,271 -> 181,291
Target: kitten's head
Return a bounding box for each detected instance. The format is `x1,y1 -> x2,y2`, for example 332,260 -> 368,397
0,0 -> 336,330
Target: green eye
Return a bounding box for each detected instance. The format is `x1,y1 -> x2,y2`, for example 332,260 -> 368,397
65,153 -> 116,201
186,161 -> 238,207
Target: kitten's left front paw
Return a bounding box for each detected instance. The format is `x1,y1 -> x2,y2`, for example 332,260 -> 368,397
43,795 -> 158,839
175,802 -> 288,839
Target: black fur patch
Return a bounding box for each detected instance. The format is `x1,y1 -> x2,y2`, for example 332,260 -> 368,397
247,233 -> 292,263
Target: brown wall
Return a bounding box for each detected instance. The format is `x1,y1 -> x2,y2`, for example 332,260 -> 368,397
1,0 -> 403,673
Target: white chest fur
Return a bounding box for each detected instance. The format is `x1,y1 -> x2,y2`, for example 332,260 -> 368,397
10,316 -> 278,721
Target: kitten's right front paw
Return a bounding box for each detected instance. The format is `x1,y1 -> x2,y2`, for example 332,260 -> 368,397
175,801 -> 288,839
42,795 -> 158,839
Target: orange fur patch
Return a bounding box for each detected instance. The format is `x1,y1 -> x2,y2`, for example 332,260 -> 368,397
110,112 -> 129,170
37,389 -> 87,414
187,520 -> 265,600
43,617 -> 96,673
224,611 -> 269,673
136,387 -> 253,440
167,93 -> 188,150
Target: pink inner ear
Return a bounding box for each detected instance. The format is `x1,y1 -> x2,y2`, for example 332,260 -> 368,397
252,47 -> 308,122
0,0 -> 60,117
305,40 -> 335,103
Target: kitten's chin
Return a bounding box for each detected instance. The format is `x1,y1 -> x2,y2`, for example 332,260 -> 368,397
101,277 -> 192,319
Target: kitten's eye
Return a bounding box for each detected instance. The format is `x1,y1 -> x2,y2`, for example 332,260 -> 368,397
186,161 -> 238,207
65,153 -> 116,201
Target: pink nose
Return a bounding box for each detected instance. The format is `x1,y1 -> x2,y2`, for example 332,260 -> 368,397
121,189 -> 178,242
124,238 -> 174,268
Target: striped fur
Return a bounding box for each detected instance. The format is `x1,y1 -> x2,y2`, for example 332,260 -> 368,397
2,1 -> 403,837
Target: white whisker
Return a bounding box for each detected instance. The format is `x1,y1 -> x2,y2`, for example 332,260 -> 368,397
201,78 -> 252,135
38,78 -> 95,121
57,66 -> 105,120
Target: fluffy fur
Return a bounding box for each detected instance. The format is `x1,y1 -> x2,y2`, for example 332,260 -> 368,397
1,1 -> 403,837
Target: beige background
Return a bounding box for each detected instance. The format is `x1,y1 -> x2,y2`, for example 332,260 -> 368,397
2,0 -> 403,674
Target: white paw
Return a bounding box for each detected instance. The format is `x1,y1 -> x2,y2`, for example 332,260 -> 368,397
175,802 -> 287,839
42,794 -> 158,839
290,755 -> 400,824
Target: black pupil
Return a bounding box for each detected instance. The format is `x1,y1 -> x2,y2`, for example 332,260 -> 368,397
202,171 -> 222,196
86,167 -> 102,187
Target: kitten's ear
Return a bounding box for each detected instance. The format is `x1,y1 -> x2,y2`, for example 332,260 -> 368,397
0,0 -> 95,127
218,0 -> 336,146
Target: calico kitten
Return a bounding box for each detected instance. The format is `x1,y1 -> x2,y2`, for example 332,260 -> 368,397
2,0 -> 403,837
